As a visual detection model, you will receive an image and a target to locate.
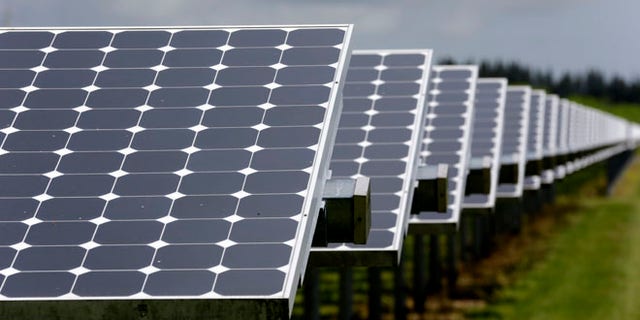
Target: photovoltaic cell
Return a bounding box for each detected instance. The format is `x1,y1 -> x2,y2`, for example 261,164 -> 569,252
523,89 -> 545,190
311,50 -> 433,266
463,78 -> 507,209
526,90 -> 545,161
496,86 -> 530,198
0,25 -> 352,313
410,65 -> 477,233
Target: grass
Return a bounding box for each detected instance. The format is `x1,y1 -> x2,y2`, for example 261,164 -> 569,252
469,156 -> 640,319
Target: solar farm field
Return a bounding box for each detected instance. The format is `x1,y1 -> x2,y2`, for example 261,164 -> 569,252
470,152 -> 640,320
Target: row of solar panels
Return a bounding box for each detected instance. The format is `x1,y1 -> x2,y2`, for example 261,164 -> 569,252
0,25 -> 639,319
313,58 -> 640,265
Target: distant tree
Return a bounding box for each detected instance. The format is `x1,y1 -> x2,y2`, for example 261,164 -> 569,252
531,69 -> 553,90
554,73 -> 574,97
628,80 -> 640,102
479,60 -> 492,77
437,58 -> 639,104
585,69 -> 606,98
506,62 -> 530,84
437,56 -> 457,65
493,60 -> 506,78
608,76 -> 628,103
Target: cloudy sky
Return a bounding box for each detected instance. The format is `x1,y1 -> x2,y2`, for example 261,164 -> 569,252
2,0 -> 638,79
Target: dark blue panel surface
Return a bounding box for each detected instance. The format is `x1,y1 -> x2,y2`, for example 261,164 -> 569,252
497,86 -> 531,197
411,65 -> 477,229
463,78 -> 506,208
314,50 -> 432,258
0,25 -> 351,304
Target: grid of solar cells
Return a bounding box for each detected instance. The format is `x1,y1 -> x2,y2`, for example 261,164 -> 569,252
570,103 -> 588,153
541,94 -> 559,184
543,95 -> 559,158
526,90 -> 545,161
554,99 -> 571,178
587,108 -> 599,149
569,103 -> 590,171
463,78 -> 506,209
410,65 -> 477,232
523,90 -> 545,190
557,99 -> 571,156
0,26 -> 352,303
496,86 -> 530,198
313,50 -> 432,261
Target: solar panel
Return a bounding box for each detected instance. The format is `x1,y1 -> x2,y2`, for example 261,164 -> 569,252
523,89 -> 545,190
0,25 -> 352,316
310,49 -> 433,266
568,103 -> 583,170
569,102 -> 594,171
554,98 -> 571,179
541,94 -> 559,184
463,78 -> 507,209
565,102 -> 578,174
632,124 -> 640,148
409,65 -> 477,233
496,86 -> 530,198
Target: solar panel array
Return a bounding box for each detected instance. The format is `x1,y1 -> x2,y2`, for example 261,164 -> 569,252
541,94 -> 559,184
496,86 -> 530,198
463,78 -> 507,209
3,24 -> 640,320
0,25 -> 352,310
523,89 -> 545,190
409,65 -> 477,232
561,101 -> 630,171
311,50 -> 433,265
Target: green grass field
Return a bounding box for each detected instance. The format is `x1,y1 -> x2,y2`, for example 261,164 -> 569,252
470,156 -> 640,319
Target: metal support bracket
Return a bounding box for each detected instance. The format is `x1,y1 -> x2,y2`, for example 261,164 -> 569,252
411,164 -> 448,214
499,154 -> 520,184
312,177 -> 371,247
465,156 -> 491,195
525,158 -> 543,176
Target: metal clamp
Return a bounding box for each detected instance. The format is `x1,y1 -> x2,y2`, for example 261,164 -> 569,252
499,153 -> 520,184
411,164 -> 448,214
465,156 -> 491,195
312,177 -> 371,247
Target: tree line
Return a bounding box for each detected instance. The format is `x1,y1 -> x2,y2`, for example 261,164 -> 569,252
438,58 -> 640,104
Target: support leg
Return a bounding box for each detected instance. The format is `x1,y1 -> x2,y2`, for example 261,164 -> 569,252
394,259 -> 407,320
413,235 -> 426,313
338,267 -> 353,320
427,234 -> 441,293
446,234 -> 458,295
303,268 -> 320,320
607,150 -> 635,195
473,215 -> 484,259
368,268 -> 382,320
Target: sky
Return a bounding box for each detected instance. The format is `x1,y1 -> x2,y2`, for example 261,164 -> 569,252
2,0 -> 638,79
